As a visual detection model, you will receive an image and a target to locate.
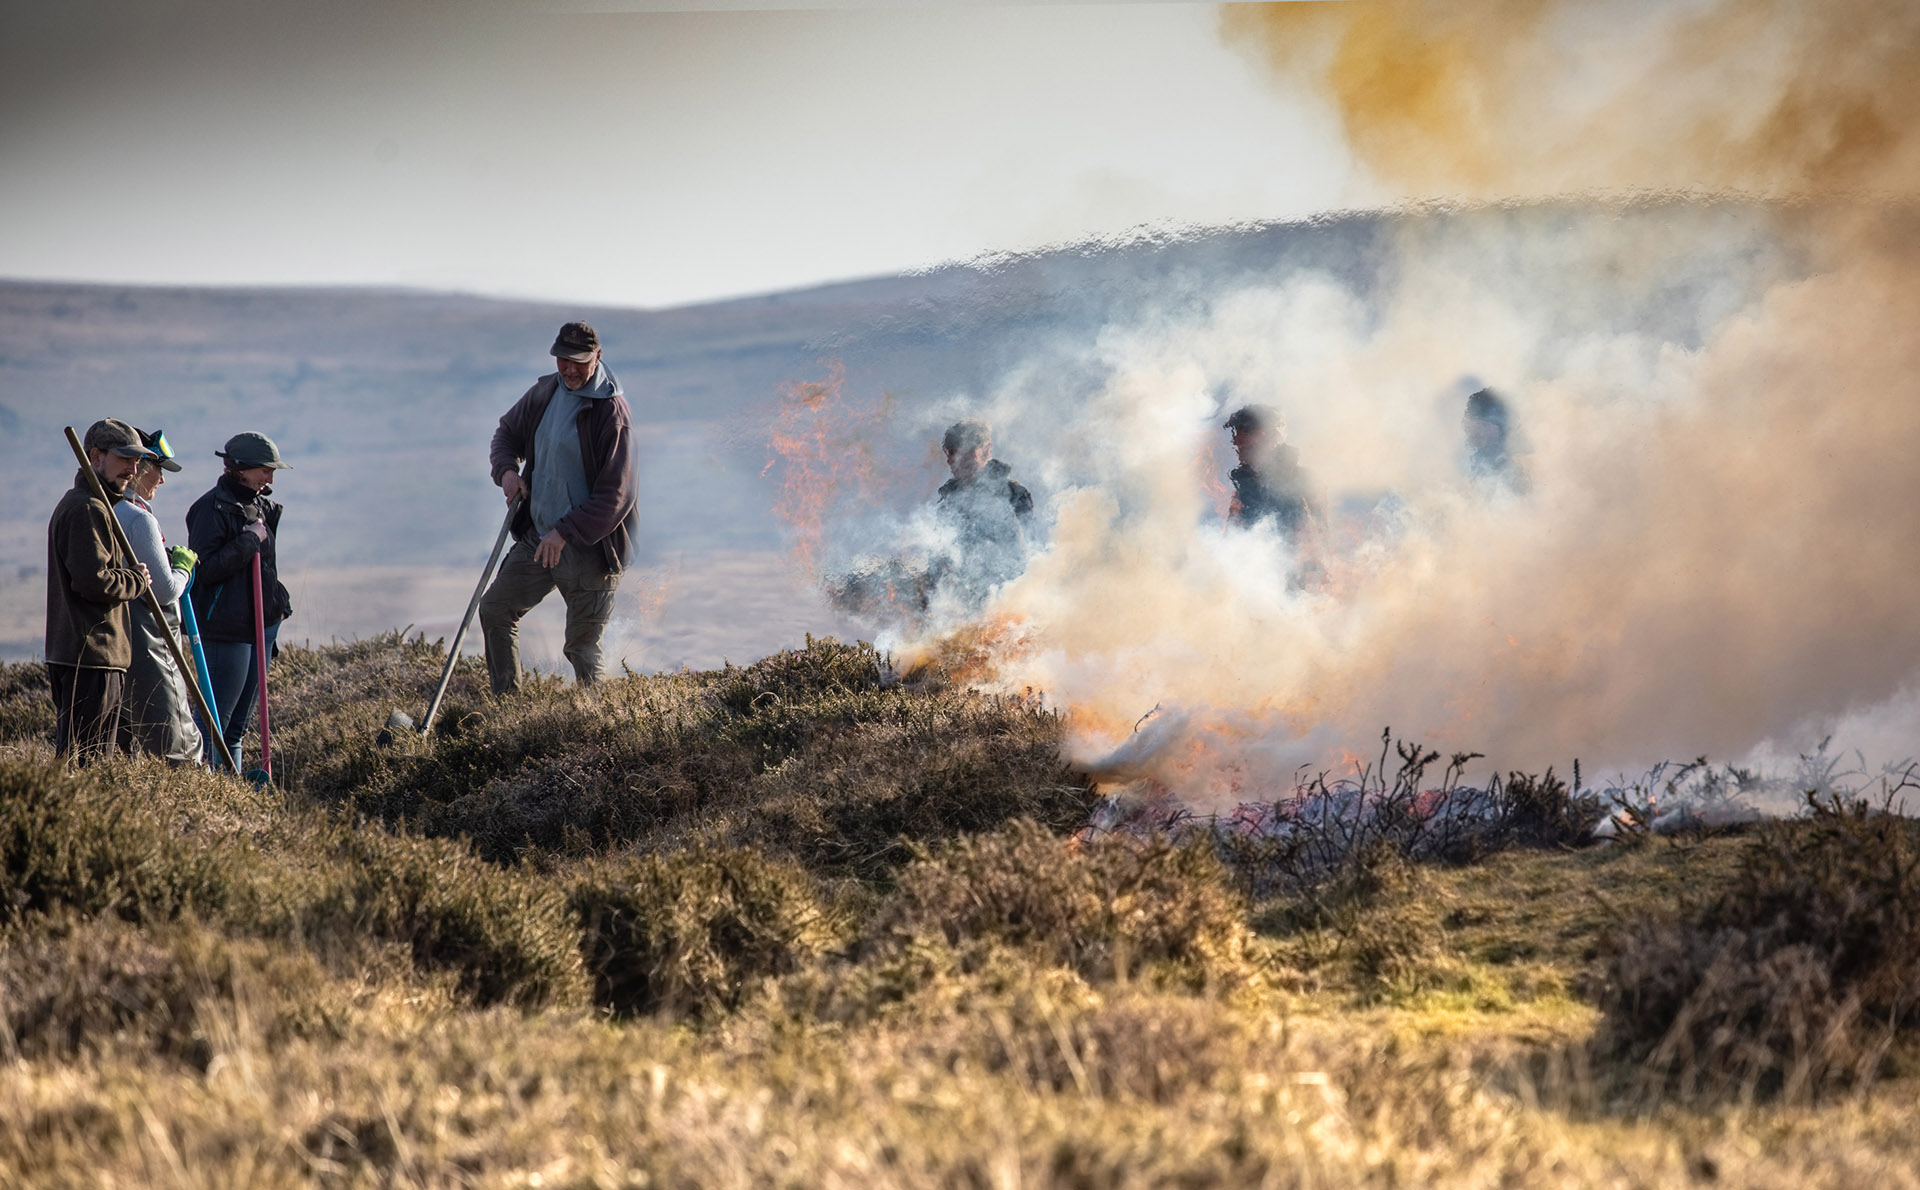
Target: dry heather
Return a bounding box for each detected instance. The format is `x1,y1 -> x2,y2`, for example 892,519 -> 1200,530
0,636 -> 1917,1187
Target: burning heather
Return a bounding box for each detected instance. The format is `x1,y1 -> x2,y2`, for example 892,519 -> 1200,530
773,0 -> 1920,821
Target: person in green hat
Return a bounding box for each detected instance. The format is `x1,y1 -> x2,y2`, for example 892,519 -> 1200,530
45,418 -> 156,763
185,430 -> 292,770
112,427 -> 204,765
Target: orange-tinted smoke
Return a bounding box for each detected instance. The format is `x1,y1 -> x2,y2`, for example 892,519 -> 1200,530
1223,0 -> 1920,199
763,360 -> 882,578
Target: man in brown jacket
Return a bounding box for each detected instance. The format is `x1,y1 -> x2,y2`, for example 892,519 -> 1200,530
46,419 -> 156,762
478,321 -> 640,694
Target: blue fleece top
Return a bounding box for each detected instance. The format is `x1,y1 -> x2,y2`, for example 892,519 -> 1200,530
531,362 -> 621,537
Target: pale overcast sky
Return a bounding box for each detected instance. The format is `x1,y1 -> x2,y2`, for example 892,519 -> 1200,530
0,1 -> 1354,308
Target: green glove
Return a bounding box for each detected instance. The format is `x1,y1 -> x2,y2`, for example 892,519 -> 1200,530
167,545 -> 198,575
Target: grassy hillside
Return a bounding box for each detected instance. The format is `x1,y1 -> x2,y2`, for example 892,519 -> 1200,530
0,639 -> 1917,1186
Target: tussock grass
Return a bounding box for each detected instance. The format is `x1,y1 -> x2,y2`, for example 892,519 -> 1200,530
0,916 -> 338,1067
0,758 -> 237,927
569,846 -> 836,1018
0,642 -> 1918,1185
0,661 -> 53,749
872,819 -> 1254,988
1598,794 -> 1920,1102
281,635 -> 1095,878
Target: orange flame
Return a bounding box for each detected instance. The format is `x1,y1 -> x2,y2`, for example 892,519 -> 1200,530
763,361 -> 882,578
1195,433 -> 1234,524
895,611 -> 1032,688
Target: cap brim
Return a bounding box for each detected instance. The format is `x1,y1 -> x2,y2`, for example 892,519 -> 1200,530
215,451 -> 289,469
156,458 -> 183,472
108,445 -> 155,459
551,347 -> 597,363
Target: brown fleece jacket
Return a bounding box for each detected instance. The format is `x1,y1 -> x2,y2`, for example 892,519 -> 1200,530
45,469 -> 146,669
489,374 -> 640,573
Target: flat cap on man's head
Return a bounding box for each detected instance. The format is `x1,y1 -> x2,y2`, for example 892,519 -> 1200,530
551,321 -> 600,362
83,418 -> 157,460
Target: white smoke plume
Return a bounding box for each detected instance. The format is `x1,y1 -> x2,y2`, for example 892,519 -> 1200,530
794,0 -> 1920,808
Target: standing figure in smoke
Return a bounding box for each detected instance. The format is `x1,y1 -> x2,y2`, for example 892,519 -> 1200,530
1223,405 -> 1319,534
1463,387 -> 1529,496
480,321 -> 640,694
1223,404 -> 1324,587
929,419 -> 1033,607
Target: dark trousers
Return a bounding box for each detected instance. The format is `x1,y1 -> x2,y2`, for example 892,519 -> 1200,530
478,539 -> 620,694
203,621 -> 279,771
48,663 -> 125,765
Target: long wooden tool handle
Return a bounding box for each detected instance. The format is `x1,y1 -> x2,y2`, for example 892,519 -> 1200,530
419,496 -> 520,736
251,551 -> 271,780
63,426 -> 240,773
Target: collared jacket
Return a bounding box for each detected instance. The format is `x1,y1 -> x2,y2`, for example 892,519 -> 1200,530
45,469 -> 147,669
489,373 -> 640,573
186,473 -> 292,644
1229,445 -> 1317,539
933,458 -> 1034,601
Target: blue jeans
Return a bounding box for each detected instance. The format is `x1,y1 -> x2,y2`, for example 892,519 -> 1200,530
203,622 -> 278,771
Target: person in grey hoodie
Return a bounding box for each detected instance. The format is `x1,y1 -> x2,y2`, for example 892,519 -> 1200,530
112,427 -> 204,764
479,321 -> 640,694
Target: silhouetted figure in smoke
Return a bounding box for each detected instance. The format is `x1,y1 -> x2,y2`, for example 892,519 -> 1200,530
1464,387 -> 1529,496
1223,404 -> 1324,587
1224,405 -> 1318,534
930,419 -> 1033,607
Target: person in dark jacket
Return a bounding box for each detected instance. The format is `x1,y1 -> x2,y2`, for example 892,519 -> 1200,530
479,321 -> 640,694
1463,387 -> 1530,496
185,431 -> 292,770
930,419 -> 1033,606
46,418 -> 155,763
1222,404 -> 1324,587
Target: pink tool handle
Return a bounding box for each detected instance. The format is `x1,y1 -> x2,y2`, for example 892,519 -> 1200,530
252,552 -> 272,780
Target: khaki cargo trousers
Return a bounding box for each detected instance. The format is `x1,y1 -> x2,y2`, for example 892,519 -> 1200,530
478,538 -> 621,694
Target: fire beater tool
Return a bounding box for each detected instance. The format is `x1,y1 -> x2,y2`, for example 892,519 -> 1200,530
248,551 -> 273,786
62,426 -> 238,773
387,494 -> 522,739
179,572 -> 219,743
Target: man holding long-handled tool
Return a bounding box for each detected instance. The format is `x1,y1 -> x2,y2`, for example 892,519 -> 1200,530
45,419 -> 157,763
478,321 -> 639,695
51,422 -> 238,773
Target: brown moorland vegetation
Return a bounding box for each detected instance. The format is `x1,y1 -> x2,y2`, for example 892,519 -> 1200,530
0,634 -> 1917,1187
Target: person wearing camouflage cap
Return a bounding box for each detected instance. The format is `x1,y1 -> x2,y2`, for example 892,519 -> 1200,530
185,430 -> 292,770
479,320 -> 640,694
45,419 -> 156,763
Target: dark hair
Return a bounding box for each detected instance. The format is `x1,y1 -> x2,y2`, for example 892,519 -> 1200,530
1465,388 -> 1510,429
943,419 -> 991,455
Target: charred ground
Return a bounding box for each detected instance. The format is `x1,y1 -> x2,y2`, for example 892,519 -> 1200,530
0,637 -> 1917,1186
